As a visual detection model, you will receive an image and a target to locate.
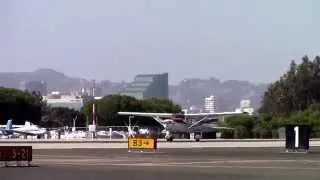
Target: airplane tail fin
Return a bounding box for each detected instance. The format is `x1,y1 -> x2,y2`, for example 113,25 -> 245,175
5,119 -> 13,131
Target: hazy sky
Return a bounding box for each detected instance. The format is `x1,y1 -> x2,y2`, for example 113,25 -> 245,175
1,0 -> 320,84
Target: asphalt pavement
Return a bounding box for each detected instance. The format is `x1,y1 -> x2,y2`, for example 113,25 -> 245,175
1,147 -> 320,180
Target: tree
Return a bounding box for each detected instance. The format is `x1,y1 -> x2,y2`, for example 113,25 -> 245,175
41,107 -> 86,128
82,95 -> 182,126
0,88 -> 43,125
259,55 -> 320,116
222,115 -> 258,138
255,55 -> 320,138
141,98 -> 181,113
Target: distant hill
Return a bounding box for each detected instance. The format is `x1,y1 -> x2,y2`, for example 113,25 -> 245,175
169,78 -> 268,111
0,69 -> 268,111
0,68 -> 88,93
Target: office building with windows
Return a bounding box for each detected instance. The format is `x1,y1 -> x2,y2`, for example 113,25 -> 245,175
204,95 -> 217,113
121,73 -> 169,100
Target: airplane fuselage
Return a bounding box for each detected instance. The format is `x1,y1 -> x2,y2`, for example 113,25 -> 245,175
1,125 -> 47,136
165,123 -> 218,133
14,127 -> 47,135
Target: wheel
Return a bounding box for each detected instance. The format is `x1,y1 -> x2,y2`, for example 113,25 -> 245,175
194,134 -> 201,142
166,136 -> 173,142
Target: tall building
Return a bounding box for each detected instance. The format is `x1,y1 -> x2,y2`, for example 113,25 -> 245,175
24,80 -> 47,96
121,73 -> 169,100
204,95 -> 217,113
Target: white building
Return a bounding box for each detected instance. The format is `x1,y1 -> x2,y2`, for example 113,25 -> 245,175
188,106 -> 203,113
240,100 -> 251,109
204,95 -> 217,113
43,92 -> 83,111
235,99 -> 254,115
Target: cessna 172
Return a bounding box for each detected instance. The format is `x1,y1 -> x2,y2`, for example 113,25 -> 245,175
118,110 -> 248,141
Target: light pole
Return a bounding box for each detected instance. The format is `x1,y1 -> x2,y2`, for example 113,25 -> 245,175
72,115 -> 78,132
92,103 -> 96,125
128,116 -> 134,137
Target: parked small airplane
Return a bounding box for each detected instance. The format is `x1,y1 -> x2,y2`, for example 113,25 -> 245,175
0,119 -> 47,137
118,110 -> 247,141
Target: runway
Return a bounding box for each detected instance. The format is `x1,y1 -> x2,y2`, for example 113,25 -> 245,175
2,139 -> 320,149
1,147 -> 320,180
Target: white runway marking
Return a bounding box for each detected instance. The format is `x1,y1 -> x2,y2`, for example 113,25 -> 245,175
107,163 -> 320,170
35,157 -> 320,164
165,159 -> 320,164
35,158 -> 143,163
34,157 -> 320,171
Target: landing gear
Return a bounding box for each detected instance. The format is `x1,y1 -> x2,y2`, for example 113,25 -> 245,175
166,135 -> 173,142
165,131 -> 173,142
194,133 -> 202,142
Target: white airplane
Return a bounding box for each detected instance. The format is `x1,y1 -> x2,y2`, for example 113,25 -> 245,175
118,110 -> 247,141
0,119 -> 47,137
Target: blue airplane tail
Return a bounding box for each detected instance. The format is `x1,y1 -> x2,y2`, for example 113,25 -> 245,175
0,119 -> 13,136
5,119 -> 13,131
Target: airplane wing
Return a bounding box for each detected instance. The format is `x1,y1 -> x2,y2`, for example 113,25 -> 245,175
117,112 -> 174,118
117,111 -> 246,129
184,111 -> 245,117
117,112 -> 174,128
0,125 -> 24,128
208,126 -> 234,130
117,111 -> 245,117
10,130 -> 37,136
7,129 -> 46,136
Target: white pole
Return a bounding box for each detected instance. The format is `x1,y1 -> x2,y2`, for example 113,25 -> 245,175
294,126 -> 299,148
109,128 -> 112,140
92,103 -> 95,125
128,116 -> 134,137
129,116 -> 131,136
